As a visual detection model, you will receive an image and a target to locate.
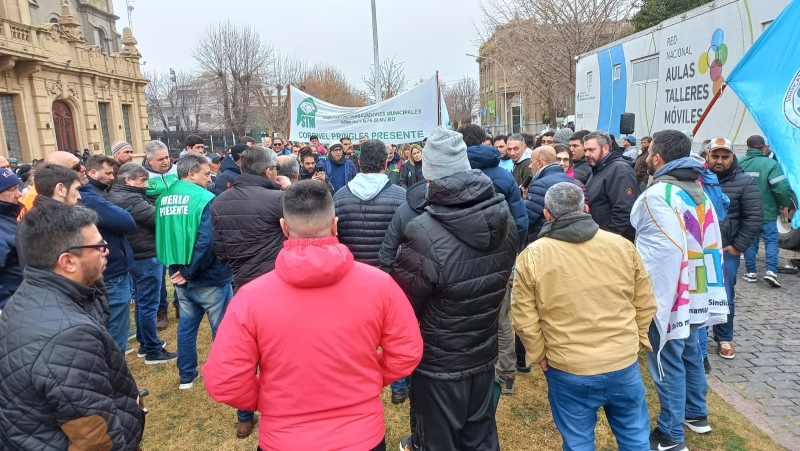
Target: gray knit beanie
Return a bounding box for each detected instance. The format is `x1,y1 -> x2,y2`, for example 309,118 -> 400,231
552,128 -> 574,144
422,126 -> 472,181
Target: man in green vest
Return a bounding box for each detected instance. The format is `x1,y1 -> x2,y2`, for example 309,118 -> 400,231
155,153 -> 233,390
143,139 -> 180,328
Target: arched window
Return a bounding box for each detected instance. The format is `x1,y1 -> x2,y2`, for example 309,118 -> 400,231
49,17 -> 59,24
95,28 -> 109,53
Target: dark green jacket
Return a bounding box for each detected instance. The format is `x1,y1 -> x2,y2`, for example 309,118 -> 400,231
738,148 -> 793,221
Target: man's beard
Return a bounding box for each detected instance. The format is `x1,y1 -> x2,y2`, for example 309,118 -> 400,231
80,260 -> 104,286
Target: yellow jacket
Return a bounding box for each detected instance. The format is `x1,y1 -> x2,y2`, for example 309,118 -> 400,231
511,213 -> 656,376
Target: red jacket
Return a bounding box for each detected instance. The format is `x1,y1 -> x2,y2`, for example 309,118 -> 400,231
203,236 -> 422,451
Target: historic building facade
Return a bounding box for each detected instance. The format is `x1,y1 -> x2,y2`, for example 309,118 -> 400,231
0,0 -> 148,162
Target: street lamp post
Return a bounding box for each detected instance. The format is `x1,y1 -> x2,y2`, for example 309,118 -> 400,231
370,0 -> 381,103
467,54 -> 507,134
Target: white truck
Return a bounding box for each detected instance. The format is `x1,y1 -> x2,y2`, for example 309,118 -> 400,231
574,0 -> 798,250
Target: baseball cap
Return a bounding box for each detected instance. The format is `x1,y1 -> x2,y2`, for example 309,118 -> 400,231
624,135 -> 636,145
9,158 -> 17,163
709,137 -> 733,152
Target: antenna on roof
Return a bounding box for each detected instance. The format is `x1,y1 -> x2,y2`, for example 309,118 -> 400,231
126,0 -> 135,30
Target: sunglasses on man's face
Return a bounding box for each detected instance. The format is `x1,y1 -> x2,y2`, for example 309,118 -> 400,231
71,163 -> 84,172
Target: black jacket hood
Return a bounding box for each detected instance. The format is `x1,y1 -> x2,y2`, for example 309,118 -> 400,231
539,211 -> 599,243
425,170 -> 510,251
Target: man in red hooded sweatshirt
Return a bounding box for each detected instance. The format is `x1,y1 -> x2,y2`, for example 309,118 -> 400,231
203,180 -> 423,451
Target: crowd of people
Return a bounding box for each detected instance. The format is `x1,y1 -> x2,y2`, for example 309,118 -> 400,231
0,122 -> 792,451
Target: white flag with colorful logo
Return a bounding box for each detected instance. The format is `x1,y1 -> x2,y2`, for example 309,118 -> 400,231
289,75 -> 444,144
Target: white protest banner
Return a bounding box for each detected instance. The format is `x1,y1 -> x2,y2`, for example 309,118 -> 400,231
288,75 -> 442,144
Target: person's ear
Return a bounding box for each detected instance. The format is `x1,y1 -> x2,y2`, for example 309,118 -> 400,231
583,203 -> 590,214
543,208 -> 554,222
56,252 -> 79,274
279,218 -> 289,239
331,216 -> 339,236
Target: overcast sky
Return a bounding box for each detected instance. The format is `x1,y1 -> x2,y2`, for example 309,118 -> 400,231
112,0 -> 485,90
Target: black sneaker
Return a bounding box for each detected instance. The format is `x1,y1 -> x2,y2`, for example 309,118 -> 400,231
684,416 -> 712,434
703,357 -> 711,374
501,375 -> 515,395
399,434 -> 417,451
145,349 -> 178,365
391,389 -> 409,405
179,370 -> 200,390
650,428 -> 687,451
137,340 -> 167,358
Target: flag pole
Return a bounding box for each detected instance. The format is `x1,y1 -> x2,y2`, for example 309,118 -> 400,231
286,85 -> 292,141
692,83 -> 726,137
436,71 -> 442,126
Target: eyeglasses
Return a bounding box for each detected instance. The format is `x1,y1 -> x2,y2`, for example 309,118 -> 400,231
273,143 -> 283,147
71,162 -> 84,172
65,240 -> 108,254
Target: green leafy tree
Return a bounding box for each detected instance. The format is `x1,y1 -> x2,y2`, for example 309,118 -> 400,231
631,0 -> 711,31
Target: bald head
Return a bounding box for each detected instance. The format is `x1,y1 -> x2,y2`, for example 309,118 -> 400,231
44,151 -> 86,184
532,146 -> 558,165
44,151 -> 80,167
0,156 -> 9,169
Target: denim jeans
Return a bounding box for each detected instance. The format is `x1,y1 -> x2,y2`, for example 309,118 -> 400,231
714,251 -> 740,342
176,283 -> 233,380
544,362 -> 649,451
699,327 -> 708,359
159,269 -> 179,312
131,259 -> 164,355
390,377 -> 410,392
647,323 -> 708,443
105,273 -> 133,352
744,221 -> 779,273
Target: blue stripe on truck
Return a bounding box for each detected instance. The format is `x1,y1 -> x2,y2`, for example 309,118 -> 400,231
596,44 -> 628,137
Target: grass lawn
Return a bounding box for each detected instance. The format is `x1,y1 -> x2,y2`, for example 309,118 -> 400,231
129,304 -> 782,451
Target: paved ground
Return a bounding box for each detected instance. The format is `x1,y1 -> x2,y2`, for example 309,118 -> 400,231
706,247 -> 800,450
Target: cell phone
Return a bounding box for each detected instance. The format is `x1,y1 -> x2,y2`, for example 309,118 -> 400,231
521,175 -> 533,189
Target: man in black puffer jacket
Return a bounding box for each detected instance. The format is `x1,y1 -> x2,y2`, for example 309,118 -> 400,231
0,205 -> 144,450
108,162 -> 177,364
705,138 -> 762,361
211,146 -> 290,290
392,127 -> 518,451
334,139 -> 406,267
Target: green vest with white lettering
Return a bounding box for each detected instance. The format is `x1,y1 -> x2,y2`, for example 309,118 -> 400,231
155,180 -> 215,266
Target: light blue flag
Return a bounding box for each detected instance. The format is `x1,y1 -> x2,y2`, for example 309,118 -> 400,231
726,0 -> 800,227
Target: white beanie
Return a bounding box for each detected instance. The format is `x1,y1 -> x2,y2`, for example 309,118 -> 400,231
422,127 -> 471,181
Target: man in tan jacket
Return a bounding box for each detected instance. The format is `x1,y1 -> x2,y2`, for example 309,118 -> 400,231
512,182 -> 656,451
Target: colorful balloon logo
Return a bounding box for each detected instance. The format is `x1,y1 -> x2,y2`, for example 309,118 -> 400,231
698,28 -> 728,94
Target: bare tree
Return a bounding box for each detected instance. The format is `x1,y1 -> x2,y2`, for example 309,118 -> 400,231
444,76 -> 480,127
193,21 -> 272,136
362,56 -> 409,103
253,53 -> 308,136
480,0 -> 635,127
298,64 -> 366,107
144,70 -> 171,131
144,70 -> 209,133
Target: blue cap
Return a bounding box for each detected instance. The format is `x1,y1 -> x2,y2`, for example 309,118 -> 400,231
624,135 -> 637,145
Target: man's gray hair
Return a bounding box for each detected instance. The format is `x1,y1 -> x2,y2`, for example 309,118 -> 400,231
583,130 -> 611,149
276,155 -> 299,180
239,146 -> 275,176
117,162 -> 150,184
145,140 -> 168,159
544,182 -> 585,219
176,153 -> 211,179
507,133 -> 526,145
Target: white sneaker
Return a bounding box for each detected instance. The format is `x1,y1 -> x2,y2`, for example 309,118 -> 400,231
763,271 -> 781,287
742,272 -> 757,283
